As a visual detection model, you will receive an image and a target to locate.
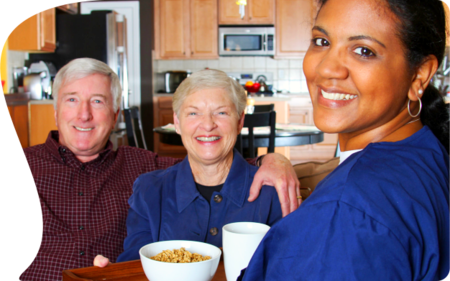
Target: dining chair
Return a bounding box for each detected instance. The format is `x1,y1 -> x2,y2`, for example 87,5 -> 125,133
235,110 -> 276,158
253,104 -> 274,113
295,157 -> 340,200
124,106 -> 148,150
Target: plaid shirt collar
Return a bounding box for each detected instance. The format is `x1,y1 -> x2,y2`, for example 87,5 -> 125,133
44,131 -> 115,172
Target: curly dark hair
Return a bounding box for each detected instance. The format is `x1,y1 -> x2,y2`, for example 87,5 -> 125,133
316,0 -> 449,152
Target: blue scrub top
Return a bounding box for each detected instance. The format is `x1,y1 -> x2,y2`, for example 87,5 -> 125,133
242,126 -> 449,280
118,150 -> 282,262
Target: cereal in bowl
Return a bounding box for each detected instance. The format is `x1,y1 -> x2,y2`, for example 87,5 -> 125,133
150,247 -> 211,263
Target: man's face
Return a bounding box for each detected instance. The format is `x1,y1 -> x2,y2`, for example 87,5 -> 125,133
54,74 -> 119,163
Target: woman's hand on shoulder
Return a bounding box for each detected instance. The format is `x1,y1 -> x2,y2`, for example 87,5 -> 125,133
93,255 -> 111,267
249,153 -> 301,217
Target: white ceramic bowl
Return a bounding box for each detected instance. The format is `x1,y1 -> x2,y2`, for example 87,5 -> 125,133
139,240 -> 222,281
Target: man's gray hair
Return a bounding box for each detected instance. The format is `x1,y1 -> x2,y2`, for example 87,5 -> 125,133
52,58 -> 122,111
173,69 -> 247,117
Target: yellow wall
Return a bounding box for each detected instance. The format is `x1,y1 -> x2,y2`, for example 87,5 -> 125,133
0,37 -> 8,93
1,40 -> 7,93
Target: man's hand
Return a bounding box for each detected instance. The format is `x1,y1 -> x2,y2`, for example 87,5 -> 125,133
93,255 -> 111,267
249,153 -> 301,217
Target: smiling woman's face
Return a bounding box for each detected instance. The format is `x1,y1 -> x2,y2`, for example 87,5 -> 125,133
174,88 -> 244,166
303,0 -> 413,141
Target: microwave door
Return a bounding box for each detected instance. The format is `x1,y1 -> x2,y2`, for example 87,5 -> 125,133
221,34 -> 265,55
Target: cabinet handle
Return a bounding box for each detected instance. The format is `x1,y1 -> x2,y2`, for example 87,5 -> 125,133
191,51 -> 193,55
183,52 -> 185,55
249,16 -> 252,20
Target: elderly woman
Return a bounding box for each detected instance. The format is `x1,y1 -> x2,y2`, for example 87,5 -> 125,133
109,69 -> 282,262
240,0 -> 449,280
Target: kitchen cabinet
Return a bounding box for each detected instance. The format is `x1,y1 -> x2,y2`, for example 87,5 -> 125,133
29,102 -> 58,146
5,94 -> 29,148
289,103 -> 338,164
218,0 -> 275,25
8,8 -> 56,52
154,0 -> 218,59
275,0 -> 315,58
56,3 -> 79,14
153,96 -> 188,158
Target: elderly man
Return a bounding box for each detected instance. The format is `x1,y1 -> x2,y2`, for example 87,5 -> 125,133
20,58 -> 300,281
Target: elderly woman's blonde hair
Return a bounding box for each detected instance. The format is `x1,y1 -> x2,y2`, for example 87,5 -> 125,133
172,69 -> 247,117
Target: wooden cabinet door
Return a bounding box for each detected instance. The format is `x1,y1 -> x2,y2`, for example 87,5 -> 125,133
57,3 -> 79,14
159,0 -> 190,58
275,0 -> 313,58
7,104 -> 29,148
153,96 -> 187,158
219,0 -> 247,24
190,0 -> 218,58
8,9 -> 56,52
248,0 -> 274,24
29,104 -> 58,146
40,9 -> 56,52
8,14 -> 40,51
219,0 -> 274,24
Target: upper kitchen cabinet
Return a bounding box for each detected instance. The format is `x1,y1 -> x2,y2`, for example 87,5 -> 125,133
275,0 -> 315,58
219,0 -> 275,25
8,8 -> 56,52
56,3 -> 79,14
154,0 -> 218,59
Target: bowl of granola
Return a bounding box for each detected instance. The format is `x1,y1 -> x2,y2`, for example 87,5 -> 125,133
139,240 -> 222,281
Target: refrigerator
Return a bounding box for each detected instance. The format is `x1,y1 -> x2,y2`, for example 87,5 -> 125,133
28,11 -> 130,147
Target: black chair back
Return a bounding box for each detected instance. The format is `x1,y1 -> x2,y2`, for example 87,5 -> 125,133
253,104 -> 274,113
236,111 -> 276,158
124,107 -> 147,150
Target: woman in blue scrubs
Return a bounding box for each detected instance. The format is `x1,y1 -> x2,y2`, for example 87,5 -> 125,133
240,0 -> 449,280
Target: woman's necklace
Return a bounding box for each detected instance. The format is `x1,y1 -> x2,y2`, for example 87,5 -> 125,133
406,118 -> 420,125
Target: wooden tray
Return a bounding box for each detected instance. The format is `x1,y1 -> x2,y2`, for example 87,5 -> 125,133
62,259 -> 226,281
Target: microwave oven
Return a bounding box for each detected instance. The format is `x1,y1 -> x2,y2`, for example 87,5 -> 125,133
219,26 -> 275,56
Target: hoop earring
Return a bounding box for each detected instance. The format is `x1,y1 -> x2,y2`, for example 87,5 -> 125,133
407,90 -> 423,118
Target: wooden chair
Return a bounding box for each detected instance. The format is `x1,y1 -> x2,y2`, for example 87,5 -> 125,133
124,107 -> 147,150
295,141 -> 341,200
235,111 -> 276,158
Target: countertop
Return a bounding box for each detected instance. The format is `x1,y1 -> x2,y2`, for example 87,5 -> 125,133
153,92 -> 313,106
4,93 -> 54,105
29,99 -> 54,105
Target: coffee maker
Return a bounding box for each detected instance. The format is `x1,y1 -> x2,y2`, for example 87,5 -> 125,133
23,61 -> 57,99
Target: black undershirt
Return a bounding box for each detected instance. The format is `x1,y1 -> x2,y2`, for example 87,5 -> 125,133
195,183 -> 224,202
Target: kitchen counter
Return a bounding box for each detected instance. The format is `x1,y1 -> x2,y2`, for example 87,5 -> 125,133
153,92 -> 312,105
29,99 -> 55,105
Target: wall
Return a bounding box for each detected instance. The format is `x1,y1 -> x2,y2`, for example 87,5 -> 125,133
1,41 -> 7,93
2,41 -> 28,94
154,57 -> 309,94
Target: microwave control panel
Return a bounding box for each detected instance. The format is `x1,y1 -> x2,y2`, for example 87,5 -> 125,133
267,35 -> 274,51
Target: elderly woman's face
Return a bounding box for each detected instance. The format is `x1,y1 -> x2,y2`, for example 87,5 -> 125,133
174,88 -> 244,165
303,0 -> 412,135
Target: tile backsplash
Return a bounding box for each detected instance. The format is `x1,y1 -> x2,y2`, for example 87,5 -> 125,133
154,57 -> 308,93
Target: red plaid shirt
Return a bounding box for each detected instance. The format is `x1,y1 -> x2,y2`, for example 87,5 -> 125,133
20,131 -> 181,281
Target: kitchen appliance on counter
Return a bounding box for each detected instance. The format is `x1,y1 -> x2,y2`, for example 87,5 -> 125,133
227,72 -> 274,96
11,66 -> 28,93
219,26 -> 275,56
23,61 -> 57,100
154,71 -> 190,93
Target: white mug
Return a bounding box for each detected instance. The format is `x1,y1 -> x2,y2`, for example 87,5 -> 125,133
222,222 -> 270,281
